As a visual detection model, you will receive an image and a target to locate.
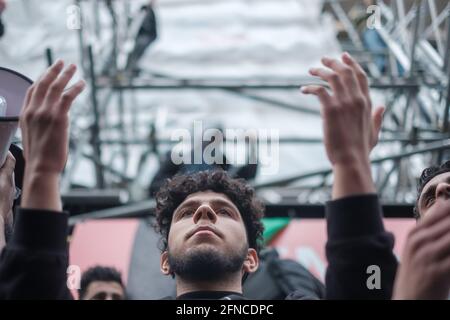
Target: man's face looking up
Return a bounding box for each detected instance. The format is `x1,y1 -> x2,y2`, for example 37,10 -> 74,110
418,172 -> 450,218
160,190 -> 258,282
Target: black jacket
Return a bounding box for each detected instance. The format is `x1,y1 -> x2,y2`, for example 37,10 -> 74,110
0,194 -> 397,299
324,194 -> 397,299
0,209 -> 72,299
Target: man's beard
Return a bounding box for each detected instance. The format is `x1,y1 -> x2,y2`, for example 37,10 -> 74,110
168,244 -> 247,282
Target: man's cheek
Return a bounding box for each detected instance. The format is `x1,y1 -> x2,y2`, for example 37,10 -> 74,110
226,229 -> 247,248
167,232 -> 178,252
426,200 -> 450,218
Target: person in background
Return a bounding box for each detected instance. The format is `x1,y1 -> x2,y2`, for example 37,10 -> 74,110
79,266 -> 127,300
125,0 -> 158,74
393,161 -> 450,300
149,124 -> 258,198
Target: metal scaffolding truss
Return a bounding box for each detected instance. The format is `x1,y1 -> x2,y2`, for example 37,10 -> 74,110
313,0 -> 450,204
64,0 -> 450,215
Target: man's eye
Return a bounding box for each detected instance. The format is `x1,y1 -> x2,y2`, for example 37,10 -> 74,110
426,197 -> 435,207
92,292 -> 107,300
217,209 -> 231,216
180,209 -> 195,217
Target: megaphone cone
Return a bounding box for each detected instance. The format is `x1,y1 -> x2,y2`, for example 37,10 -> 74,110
0,67 -> 33,166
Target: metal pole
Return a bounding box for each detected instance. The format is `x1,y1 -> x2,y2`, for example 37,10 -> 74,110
87,45 -> 105,188
45,48 -> 53,67
254,139 -> 450,189
442,11 -> 450,132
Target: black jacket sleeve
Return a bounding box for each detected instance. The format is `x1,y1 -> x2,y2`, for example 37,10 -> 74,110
325,194 -> 398,299
0,208 -> 73,299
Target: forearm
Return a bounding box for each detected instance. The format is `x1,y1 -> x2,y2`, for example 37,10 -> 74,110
0,209 -> 72,299
325,195 -> 398,299
22,171 -> 62,212
332,159 -> 376,200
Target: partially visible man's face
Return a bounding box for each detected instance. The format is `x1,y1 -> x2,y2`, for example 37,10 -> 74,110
82,281 -> 125,300
418,172 -> 450,218
162,190 -> 256,282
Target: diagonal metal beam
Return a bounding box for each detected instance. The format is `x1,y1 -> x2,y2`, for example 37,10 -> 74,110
254,139 -> 450,189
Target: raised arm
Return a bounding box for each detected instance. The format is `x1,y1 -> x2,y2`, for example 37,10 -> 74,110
0,60 -> 85,299
302,53 -> 397,299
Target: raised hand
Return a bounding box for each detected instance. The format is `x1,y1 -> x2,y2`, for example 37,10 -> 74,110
394,207 -> 450,299
302,53 -> 384,166
20,60 -> 85,211
302,53 -> 384,198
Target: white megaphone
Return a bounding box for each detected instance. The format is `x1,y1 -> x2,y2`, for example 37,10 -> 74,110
0,67 -> 33,167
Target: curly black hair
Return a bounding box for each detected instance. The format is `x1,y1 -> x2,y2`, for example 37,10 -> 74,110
414,160 -> 450,219
79,266 -> 124,299
154,170 -> 265,254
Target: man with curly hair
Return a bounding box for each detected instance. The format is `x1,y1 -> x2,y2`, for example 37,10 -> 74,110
154,170 -> 264,299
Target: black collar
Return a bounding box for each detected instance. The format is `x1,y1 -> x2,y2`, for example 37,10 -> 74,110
176,291 -> 243,300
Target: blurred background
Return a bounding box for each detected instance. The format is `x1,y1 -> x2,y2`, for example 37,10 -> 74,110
0,0 -> 449,298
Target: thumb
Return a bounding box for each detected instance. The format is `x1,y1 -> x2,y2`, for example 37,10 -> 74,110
370,106 -> 385,150
372,106 -> 385,137
1,152 -> 16,173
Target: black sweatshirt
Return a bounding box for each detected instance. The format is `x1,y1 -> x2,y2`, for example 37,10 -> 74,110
325,194 -> 398,299
0,209 -> 72,299
0,194 -> 398,299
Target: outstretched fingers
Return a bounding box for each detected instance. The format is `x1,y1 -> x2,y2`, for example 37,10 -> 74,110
59,80 -> 86,113
301,85 -> 333,110
45,64 -> 78,107
342,52 -> 370,97
308,67 -> 345,100
31,60 -> 64,109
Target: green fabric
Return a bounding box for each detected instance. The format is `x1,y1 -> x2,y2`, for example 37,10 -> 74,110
261,217 -> 291,244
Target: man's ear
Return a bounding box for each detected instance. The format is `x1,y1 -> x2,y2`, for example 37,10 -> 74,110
243,248 -> 259,274
160,251 -> 171,276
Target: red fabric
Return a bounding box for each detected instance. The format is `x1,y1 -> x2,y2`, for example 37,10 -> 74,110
69,219 -> 139,285
269,218 -> 415,281
69,218 -> 415,284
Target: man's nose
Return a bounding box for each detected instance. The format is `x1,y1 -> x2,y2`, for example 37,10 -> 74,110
193,204 -> 217,224
435,182 -> 450,199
